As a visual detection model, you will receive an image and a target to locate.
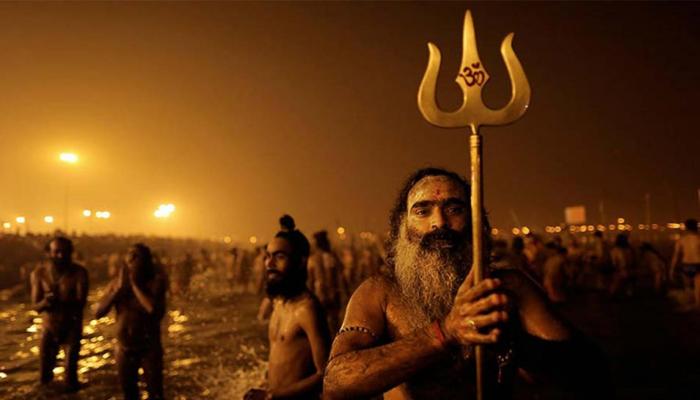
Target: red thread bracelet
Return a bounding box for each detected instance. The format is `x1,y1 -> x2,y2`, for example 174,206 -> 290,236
432,320 -> 447,347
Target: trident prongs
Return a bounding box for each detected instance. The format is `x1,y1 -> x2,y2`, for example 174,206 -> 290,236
417,10 -> 531,134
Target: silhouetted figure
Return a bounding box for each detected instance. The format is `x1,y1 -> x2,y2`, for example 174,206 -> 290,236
96,244 -> 168,400
670,218 -> 700,309
610,234 -> 635,298
640,242 -> 666,294
308,230 -> 347,334
30,237 -> 88,392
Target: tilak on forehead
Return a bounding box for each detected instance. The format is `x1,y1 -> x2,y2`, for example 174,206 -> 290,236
407,176 -> 466,207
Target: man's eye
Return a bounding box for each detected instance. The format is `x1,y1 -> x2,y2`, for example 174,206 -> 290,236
414,208 -> 429,216
446,206 -> 465,215
275,254 -> 288,262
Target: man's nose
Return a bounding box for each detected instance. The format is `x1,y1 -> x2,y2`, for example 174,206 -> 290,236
430,208 -> 448,230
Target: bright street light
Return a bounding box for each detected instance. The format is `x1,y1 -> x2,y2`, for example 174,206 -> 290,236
95,211 -> 111,219
44,216 -> 54,224
16,216 -> 26,224
2,222 -> 11,230
154,204 -> 175,219
59,152 -> 79,164
82,209 -> 92,217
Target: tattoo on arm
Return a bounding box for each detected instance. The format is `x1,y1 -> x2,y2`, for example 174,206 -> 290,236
324,327 -> 446,399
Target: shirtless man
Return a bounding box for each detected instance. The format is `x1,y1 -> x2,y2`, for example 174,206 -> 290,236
324,167 -> 611,399
245,229 -> 330,400
670,218 -> 700,309
96,243 -> 167,400
30,237 -> 88,392
307,230 -> 347,333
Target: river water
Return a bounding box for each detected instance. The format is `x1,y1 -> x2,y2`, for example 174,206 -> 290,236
0,268 -> 269,400
2,267 -> 699,399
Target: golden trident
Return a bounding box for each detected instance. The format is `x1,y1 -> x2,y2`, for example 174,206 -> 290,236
417,10 -> 530,400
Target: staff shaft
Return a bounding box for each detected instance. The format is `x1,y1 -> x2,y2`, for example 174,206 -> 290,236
469,131 -> 485,400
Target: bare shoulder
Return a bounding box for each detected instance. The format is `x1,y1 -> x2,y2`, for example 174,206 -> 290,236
347,274 -> 393,310
73,263 -> 89,278
30,263 -> 48,280
491,268 -> 572,340
295,291 -> 325,315
490,268 -> 543,298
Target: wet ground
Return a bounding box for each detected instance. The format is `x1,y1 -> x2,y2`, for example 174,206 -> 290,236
0,268 -> 268,400
1,270 -> 699,399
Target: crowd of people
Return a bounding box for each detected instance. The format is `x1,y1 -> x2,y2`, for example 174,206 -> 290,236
491,220 -> 698,310
2,168 -> 698,399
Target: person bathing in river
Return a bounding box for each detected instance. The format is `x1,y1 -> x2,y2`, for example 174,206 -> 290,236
323,167 -> 612,399
31,237 -> 88,392
245,227 -> 330,400
96,243 -> 168,400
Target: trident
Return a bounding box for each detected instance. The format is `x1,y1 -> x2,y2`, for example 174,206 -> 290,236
417,10 -> 530,400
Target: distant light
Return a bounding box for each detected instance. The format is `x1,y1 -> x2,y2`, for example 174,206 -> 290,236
617,224 -> 625,231
667,223 -> 681,229
95,211 -> 111,219
491,228 -> 499,236
44,216 -> 54,224
651,224 -> 659,230
521,226 -> 530,235
617,218 -> 625,224
16,216 -> 26,224
337,226 -> 346,235
624,224 -> 632,231
2,222 -> 11,229
154,204 -> 175,219
596,225 -> 606,231
587,225 -> 595,232
249,236 -> 258,245
554,226 -> 562,233
512,227 -> 520,235
82,209 -> 92,217
638,224 -> 645,230
59,152 -> 78,164
223,236 -> 232,244
609,224 -> 616,231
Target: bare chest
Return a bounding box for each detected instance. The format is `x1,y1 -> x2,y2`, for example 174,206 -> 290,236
268,302 -> 305,344
40,270 -> 80,302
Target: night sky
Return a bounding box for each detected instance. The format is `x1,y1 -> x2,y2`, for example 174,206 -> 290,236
0,2 -> 698,240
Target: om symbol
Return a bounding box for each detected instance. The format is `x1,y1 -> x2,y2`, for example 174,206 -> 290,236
459,62 -> 486,87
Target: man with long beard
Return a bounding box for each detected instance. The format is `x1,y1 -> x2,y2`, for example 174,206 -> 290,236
245,228 -> 330,400
324,167 -> 611,399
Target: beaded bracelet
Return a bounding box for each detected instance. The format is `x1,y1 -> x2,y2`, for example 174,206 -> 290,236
337,325 -> 378,339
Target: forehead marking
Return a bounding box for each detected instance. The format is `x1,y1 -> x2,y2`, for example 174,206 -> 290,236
408,176 -> 462,204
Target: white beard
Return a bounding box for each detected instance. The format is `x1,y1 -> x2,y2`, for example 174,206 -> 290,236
393,223 -> 471,330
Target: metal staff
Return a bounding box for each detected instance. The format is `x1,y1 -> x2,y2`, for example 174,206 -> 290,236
417,10 -> 531,400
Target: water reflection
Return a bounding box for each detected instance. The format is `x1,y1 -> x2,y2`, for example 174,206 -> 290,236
0,273 -> 268,399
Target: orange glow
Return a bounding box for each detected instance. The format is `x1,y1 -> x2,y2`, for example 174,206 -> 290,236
59,152 -> 78,164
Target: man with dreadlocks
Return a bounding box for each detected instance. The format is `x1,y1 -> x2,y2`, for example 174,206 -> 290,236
323,167 -> 611,399
96,243 -> 168,400
245,224 -> 330,400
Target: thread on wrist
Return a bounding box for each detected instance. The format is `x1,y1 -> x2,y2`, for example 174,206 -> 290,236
432,320 -> 447,347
